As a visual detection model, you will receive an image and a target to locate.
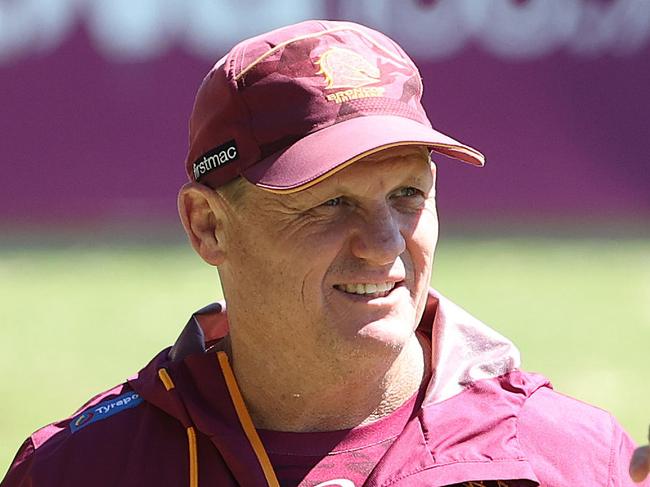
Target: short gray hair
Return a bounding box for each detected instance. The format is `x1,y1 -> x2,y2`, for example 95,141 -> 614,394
215,176 -> 250,209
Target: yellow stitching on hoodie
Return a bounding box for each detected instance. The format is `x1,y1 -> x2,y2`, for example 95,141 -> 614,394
217,352 -> 280,487
158,368 -> 175,391
187,426 -> 198,487
158,369 -> 198,487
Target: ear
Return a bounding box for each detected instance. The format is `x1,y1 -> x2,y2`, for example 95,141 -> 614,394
178,182 -> 226,266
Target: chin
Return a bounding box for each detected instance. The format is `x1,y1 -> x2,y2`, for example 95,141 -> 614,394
331,307 -> 419,352
359,315 -> 418,347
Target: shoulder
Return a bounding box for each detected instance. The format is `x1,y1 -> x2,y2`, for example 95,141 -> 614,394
1,384 -> 181,487
518,378 -> 644,486
33,383 -> 147,449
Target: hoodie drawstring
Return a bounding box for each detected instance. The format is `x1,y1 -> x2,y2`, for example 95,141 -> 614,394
158,368 -> 199,487
186,426 -> 198,487
157,358 -> 280,487
217,351 -> 280,487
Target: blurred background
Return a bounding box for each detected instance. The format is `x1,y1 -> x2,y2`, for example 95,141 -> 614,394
1,0 -> 649,474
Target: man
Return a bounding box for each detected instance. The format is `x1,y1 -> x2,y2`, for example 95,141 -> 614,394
2,19 -> 648,487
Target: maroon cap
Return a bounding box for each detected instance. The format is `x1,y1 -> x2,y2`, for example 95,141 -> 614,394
185,20 -> 484,193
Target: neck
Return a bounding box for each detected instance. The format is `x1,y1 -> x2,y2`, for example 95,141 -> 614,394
222,333 -> 431,432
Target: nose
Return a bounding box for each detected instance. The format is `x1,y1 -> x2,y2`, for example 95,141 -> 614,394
350,205 -> 406,265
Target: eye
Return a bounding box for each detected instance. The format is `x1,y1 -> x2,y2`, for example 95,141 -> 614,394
393,187 -> 421,198
322,197 -> 343,207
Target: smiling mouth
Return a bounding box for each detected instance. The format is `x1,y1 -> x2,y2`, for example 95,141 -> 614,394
333,281 -> 400,298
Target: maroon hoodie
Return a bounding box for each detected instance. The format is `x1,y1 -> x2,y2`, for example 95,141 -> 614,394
2,290 -> 646,486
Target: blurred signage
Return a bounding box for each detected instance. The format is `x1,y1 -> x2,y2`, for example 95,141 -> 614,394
1,0 -> 649,64
1,0 -> 649,225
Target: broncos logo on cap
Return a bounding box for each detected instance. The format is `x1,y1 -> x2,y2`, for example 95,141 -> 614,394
316,47 -> 381,90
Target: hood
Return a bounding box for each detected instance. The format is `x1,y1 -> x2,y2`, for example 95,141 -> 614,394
128,288 -> 521,486
419,289 -> 520,406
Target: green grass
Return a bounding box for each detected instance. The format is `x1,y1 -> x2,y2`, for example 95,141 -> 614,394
1,237 -> 648,474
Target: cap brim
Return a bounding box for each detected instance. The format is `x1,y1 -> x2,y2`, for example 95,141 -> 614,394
242,115 -> 485,193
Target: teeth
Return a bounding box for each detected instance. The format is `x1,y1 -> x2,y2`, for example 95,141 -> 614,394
338,282 -> 396,295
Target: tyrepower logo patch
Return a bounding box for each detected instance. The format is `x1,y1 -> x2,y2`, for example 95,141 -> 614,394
70,391 -> 143,433
193,139 -> 239,181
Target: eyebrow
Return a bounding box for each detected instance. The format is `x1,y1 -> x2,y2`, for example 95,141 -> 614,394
317,170 -> 432,200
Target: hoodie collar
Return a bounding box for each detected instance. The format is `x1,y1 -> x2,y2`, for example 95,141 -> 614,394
420,289 -> 520,405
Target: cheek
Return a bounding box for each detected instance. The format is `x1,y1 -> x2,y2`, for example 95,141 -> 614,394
300,230 -> 349,289
230,222 -> 341,295
406,211 -> 438,319
407,210 -> 439,278
221,223 -> 290,299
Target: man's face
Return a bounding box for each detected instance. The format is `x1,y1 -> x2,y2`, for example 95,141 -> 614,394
217,146 -> 438,359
